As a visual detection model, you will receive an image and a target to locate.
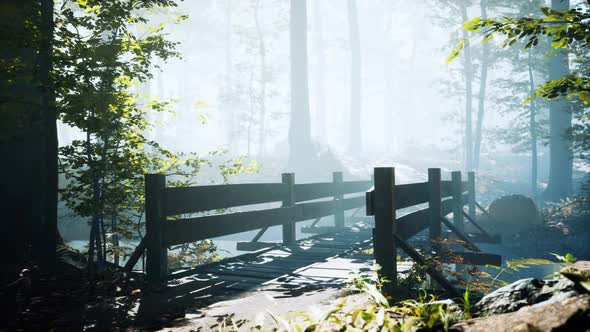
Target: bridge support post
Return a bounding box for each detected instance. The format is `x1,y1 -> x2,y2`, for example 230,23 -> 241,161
333,172 -> 344,229
373,167 -> 396,290
145,174 -> 168,287
467,171 -> 476,219
282,173 -> 296,245
451,171 -> 464,234
428,168 -> 442,254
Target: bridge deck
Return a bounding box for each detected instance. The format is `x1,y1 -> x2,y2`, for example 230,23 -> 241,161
136,221 -> 412,329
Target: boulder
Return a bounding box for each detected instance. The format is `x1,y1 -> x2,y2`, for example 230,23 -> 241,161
474,277 -> 579,316
487,194 -> 541,238
451,294 -> 590,332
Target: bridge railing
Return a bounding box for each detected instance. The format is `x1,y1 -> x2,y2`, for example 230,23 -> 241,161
366,167 -> 500,295
144,172 -> 372,285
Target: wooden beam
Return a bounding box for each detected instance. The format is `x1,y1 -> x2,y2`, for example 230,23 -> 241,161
366,187 -> 374,216
236,241 -> 277,252
428,168 -> 442,253
282,173 -> 296,245
462,210 -> 493,239
123,237 -> 146,273
164,207 -> 295,246
333,172 -> 344,229
440,216 -> 480,252
373,167 -> 397,285
392,232 -> 460,297
145,174 -> 167,286
451,171 -> 464,233
163,183 -> 287,216
397,207 -> 429,240
467,172 -> 476,219
475,201 -> 499,224
396,182 -> 429,209
294,182 -> 336,202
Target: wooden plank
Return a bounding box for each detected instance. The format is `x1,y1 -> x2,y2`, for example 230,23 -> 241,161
294,182 -> 336,202
397,207 -> 430,240
461,181 -> 469,193
441,181 -> 453,198
334,172 -> 345,229
341,196 -> 365,210
295,200 -> 338,221
164,207 -> 294,246
236,241 -> 278,252
163,182 -> 287,216
396,182 -> 429,209
462,210 -> 493,239
301,225 -> 336,234
339,180 -> 373,195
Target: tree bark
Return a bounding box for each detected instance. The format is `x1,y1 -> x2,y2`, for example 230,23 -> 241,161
347,0 -> 362,155
528,51 -> 538,198
255,0 -> 267,157
473,0 -> 488,170
460,1 -> 474,171
312,0 -> 326,144
544,0 -> 573,200
288,0 -> 312,168
383,2 -> 395,154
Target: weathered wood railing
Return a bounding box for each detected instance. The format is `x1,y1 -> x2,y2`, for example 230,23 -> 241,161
366,167 -> 500,295
144,172 -> 372,285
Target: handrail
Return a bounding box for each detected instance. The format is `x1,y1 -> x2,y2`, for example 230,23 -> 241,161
144,171 -> 372,285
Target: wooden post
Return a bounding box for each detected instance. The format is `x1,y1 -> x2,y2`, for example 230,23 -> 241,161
333,172 -> 344,229
428,168 -> 442,253
145,174 -> 167,286
282,173 -> 296,245
451,171 -> 464,233
468,171 -> 476,219
373,167 -> 396,287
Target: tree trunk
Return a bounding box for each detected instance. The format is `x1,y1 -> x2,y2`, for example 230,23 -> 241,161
255,0 -> 267,157
0,1 -> 56,280
460,1 -> 474,171
224,0 -> 235,149
312,0 -> 326,144
383,2 -> 395,154
473,0 -> 488,170
347,0 -> 362,155
288,0 -> 312,168
528,51 -> 538,198
544,0 -> 573,200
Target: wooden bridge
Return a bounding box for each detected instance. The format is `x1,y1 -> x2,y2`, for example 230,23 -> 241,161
130,167 -> 501,322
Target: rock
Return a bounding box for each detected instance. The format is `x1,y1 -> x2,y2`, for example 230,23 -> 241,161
474,277 -> 580,316
487,194 -> 541,238
451,294 -> 590,332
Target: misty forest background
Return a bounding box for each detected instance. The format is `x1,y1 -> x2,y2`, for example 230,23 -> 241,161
1,0 -> 589,278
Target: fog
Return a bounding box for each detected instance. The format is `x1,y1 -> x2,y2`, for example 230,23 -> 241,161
58,0 -> 570,188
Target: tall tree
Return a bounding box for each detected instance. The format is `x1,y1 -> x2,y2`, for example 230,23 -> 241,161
254,0 -> 267,156
312,0 -> 327,144
288,0 -> 312,167
0,0 -> 57,280
383,1 -> 396,154
545,0 -> 573,199
460,0 -> 474,171
472,0 -> 488,170
347,0 -> 362,155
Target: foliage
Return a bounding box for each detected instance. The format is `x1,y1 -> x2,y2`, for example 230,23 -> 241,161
54,0 -> 259,269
